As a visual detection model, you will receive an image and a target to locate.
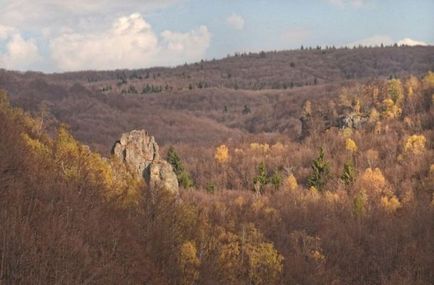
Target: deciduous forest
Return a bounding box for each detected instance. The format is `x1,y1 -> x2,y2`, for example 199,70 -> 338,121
0,46 -> 433,284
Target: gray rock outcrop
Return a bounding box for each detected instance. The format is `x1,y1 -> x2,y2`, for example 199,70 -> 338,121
338,113 -> 368,129
112,130 -> 179,195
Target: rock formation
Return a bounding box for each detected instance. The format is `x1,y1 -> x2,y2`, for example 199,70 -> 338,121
338,113 -> 368,129
112,130 -> 179,195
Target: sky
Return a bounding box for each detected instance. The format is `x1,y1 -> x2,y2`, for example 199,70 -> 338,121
0,0 -> 433,72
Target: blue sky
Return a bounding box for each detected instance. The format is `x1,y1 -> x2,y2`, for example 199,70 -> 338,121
0,0 -> 432,72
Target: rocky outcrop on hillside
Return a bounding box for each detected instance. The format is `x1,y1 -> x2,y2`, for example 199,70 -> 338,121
112,130 -> 179,195
338,113 -> 368,129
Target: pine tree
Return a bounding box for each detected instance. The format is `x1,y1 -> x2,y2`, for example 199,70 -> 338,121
166,146 -> 193,188
341,160 -> 356,186
307,147 -> 330,191
253,162 -> 268,193
270,170 -> 283,191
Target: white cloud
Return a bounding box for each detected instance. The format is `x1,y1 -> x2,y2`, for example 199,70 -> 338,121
0,25 -> 16,40
49,13 -> 210,71
397,38 -> 428,46
0,27 -> 41,71
347,35 -> 431,47
226,14 -> 245,31
160,26 -> 211,65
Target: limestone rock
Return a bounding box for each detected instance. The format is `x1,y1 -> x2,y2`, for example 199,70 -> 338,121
112,130 -> 178,195
338,113 -> 368,129
149,161 -> 179,194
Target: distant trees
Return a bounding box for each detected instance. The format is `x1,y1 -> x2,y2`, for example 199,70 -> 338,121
403,135 -> 426,155
1,68 -> 434,284
307,148 -> 330,191
242,105 -> 251,114
179,241 -> 200,285
142,84 -> 163,94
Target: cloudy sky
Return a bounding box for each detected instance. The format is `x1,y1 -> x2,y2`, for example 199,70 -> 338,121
0,0 -> 433,72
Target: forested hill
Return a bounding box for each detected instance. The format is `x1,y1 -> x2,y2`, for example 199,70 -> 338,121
0,45 -> 433,284
2,46 -> 434,90
0,46 -> 433,154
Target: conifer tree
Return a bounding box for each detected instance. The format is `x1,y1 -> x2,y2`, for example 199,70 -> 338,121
270,170 -> 283,191
341,160 -> 356,186
307,147 -> 330,191
167,146 -> 194,188
254,162 -> 268,193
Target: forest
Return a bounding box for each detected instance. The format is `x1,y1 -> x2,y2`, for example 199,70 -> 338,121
0,46 -> 433,284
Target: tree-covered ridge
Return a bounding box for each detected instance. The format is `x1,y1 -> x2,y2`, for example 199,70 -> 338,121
0,71 -> 433,284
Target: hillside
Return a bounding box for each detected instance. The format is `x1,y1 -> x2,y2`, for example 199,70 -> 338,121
0,45 -> 433,284
1,46 -> 433,154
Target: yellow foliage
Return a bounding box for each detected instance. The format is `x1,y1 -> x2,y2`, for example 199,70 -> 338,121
54,126 -> 83,180
285,174 -> 298,191
360,168 -> 386,192
54,126 -> 140,203
234,196 -> 245,208
21,133 -> 51,158
387,79 -> 404,105
217,230 -> 242,284
403,135 -> 426,155
366,149 -> 379,166
342,128 -> 353,138
324,191 -> 340,204
405,75 -> 420,98
380,195 -> 401,213
382,98 -> 401,119
250,143 -> 270,153
383,98 -> 394,108
369,108 -> 380,123
310,250 -> 326,263
252,197 -> 266,213
245,242 -> 284,285
423,71 -> 434,88
271,142 -> 285,153
305,186 -> 320,202
353,98 -> 361,113
215,144 -> 229,164
345,138 -> 358,152
374,121 -> 382,134
303,100 -> 312,116
372,86 -> 379,99
403,116 -> 413,128
339,87 -> 353,108
179,241 -> 200,285
402,189 -> 415,205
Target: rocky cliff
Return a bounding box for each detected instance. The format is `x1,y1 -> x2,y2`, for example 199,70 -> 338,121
112,130 -> 179,195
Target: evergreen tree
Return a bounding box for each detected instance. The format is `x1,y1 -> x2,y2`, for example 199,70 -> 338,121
254,162 -> 268,193
341,160 -> 356,186
166,146 -> 193,188
270,170 -> 283,191
242,105 -> 251,114
307,147 -> 330,190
